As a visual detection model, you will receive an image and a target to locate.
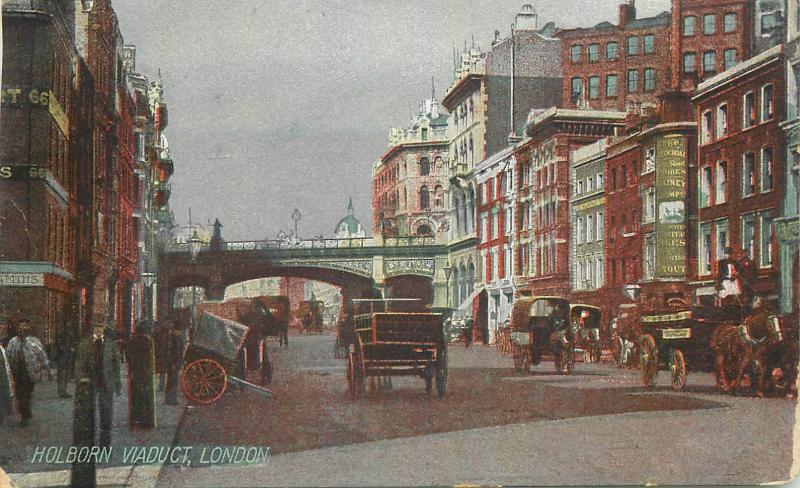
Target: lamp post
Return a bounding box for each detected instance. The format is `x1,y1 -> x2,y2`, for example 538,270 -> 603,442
141,272 -> 156,323
188,229 -> 202,330
291,209 -> 302,238
443,263 -> 453,309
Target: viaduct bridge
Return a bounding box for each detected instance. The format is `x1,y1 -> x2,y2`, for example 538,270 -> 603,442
157,231 -> 450,319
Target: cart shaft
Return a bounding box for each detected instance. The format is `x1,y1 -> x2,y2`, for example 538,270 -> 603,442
228,376 -> 275,399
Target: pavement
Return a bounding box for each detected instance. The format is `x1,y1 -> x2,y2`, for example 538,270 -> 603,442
0,365 -> 186,488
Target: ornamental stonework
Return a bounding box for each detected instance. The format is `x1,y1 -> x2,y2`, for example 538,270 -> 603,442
384,259 -> 435,277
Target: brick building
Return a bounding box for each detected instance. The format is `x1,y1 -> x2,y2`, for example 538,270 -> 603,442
515,108 -> 626,298
373,96 -> 449,239
689,45 -> 785,307
475,147 -> 516,342
557,2 -> 672,112
1,1 -> 81,345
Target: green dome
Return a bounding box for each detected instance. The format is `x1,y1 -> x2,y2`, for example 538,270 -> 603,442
335,198 -> 363,237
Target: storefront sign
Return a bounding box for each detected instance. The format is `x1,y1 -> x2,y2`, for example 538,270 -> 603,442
573,196 -> 605,213
1,86 -> 69,139
655,135 -> 687,278
0,273 -> 44,287
0,165 -> 49,180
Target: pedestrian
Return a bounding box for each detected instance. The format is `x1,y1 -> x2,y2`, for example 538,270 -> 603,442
153,320 -> 170,391
88,325 -> 121,446
6,319 -> 50,427
164,323 -> 184,405
53,328 -> 73,398
128,319 -> 156,430
463,317 -> 473,349
0,342 -> 14,426
0,319 -> 14,348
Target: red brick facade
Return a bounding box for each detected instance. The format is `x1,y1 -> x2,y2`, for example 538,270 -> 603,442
690,46 -> 785,306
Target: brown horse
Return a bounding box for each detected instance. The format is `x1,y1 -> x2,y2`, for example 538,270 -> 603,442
711,307 -> 776,396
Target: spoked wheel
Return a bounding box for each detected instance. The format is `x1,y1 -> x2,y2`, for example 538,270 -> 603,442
181,358 -> 228,405
639,334 -> 658,387
435,346 -> 448,399
670,349 -> 687,391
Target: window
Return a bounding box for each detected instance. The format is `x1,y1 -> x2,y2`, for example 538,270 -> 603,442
606,42 -> 619,60
699,165 -> 712,207
420,186 -> 430,209
505,208 -> 512,236
683,16 -> 696,36
627,69 -> 639,92
571,44 -> 581,62
596,257 -> 604,287
481,214 -> 488,242
761,147 -> 774,192
761,84 -> 774,121
597,212 -> 604,239
597,173 -> 604,188
588,43 -> 600,61
759,211 -> 774,268
699,222 -> 712,275
586,256 -> 594,288
724,49 -> 738,70
644,68 -> 656,91
645,187 -> 656,222
644,34 -> 655,54
716,103 -> 728,139
621,213 -> 628,234
492,211 -> 499,239
421,128 -> 428,141
419,157 -> 430,175
724,13 -> 737,32
644,147 -> 655,173
627,36 -> 639,55
611,169 -> 617,191
644,233 -> 656,279
701,110 -> 713,144
622,165 -> 627,186
571,77 -> 583,101
576,260 -> 584,289
610,216 -> 616,241
703,51 -> 717,73
606,74 -> 618,97
703,14 -> 716,34
743,92 -> 756,128
683,53 -> 696,73
741,214 -> 756,258
743,153 -> 756,197
761,12 -> 780,37
715,219 -> 729,268
588,176 -> 594,191
716,161 -> 727,204
588,76 -> 600,99
577,218 -> 584,244
587,214 -> 594,241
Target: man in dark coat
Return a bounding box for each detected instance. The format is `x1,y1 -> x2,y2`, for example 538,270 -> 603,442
0,319 -> 13,348
53,328 -> 73,398
91,325 -> 121,446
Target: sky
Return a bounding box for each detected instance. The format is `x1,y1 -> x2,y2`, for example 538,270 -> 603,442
114,0 -> 671,241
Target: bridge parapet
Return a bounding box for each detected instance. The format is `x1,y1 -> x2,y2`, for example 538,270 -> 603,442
162,236 -> 437,253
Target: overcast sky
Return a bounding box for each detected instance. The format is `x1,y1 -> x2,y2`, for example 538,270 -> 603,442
114,0 -> 671,241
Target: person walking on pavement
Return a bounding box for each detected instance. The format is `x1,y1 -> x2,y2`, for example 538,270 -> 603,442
164,322 -> 184,405
0,341 -> 14,426
53,328 -> 73,398
91,325 -> 121,446
6,320 -> 50,427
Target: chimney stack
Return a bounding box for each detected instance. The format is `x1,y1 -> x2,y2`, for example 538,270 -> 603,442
619,0 -> 636,27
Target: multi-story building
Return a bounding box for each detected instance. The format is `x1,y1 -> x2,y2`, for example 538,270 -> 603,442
373,96 -> 449,239
778,0 -> 800,316
475,147 -> 516,342
569,140 -> 607,306
690,45 -> 785,308
0,1 -> 82,345
671,0 -> 755,93
516,108 -> 626,298
558,2 -> 672,112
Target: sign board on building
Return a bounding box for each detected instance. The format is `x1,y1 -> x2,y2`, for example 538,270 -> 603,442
655,134 -> 687,278
0,165 -> 49,180
1,86 -> 69,140
0,273 -> 44,287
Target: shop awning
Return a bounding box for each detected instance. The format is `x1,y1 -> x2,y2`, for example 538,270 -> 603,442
456,285 -> 485,311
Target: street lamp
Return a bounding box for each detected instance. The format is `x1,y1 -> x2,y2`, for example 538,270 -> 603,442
141,272 -> 156,324
291,209 -> 302,238
188,229 -> 202,330
443,263 -> 453,309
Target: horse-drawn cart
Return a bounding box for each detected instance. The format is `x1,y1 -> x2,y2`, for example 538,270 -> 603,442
180,312 -> 274,404
346,312 -> 447,399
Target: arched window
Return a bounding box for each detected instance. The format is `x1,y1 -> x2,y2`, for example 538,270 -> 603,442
419,157 -> 430,176
434,185 -> 444,208
419,185 -> 430,209
416,224 -> 433,236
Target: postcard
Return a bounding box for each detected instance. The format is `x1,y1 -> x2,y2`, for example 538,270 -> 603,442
1,0 -> 798,486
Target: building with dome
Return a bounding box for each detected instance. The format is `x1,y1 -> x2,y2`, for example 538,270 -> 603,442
334,199 -> 366,239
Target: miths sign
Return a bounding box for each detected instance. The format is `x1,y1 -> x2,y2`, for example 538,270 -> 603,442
0,165 -> 49,180
1,86 -> 70,140
0,273 -> 44,287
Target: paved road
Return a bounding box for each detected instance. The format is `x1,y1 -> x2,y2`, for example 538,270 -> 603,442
158,333 -> 797,487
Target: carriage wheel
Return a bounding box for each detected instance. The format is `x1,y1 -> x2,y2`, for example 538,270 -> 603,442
639,334 -> 658,387
670,349 -> 687,391
436,347 -> 448,399
181,358 -> 228,405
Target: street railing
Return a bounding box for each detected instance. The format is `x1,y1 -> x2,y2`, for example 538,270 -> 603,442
161,236 -> 437,254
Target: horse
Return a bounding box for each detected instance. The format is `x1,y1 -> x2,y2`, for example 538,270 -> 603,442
711,307 -> 777,396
